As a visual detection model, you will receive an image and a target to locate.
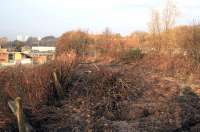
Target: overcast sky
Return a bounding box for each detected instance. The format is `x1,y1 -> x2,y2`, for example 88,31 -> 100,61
0,0 -> 200,40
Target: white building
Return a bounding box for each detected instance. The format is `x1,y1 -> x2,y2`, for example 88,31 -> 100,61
17,35 -> 29,42
32,46 -> 56,52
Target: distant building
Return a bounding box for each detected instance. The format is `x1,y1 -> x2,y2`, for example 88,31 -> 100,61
0,37 -> 8,44
38,37 -> 42,41
31,46 -> 56,53
17,35 -> 29,42
0,46 -> 56,66
8,52 -> 29,64
0,50 -> 31,65
21,46 -> 31,53
0,48 -> 8,64
0,37 -> 8,48
31,46 -> 55,64
32,56 -> 47,64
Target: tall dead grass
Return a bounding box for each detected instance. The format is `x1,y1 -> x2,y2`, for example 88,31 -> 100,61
0,51 -> 78,111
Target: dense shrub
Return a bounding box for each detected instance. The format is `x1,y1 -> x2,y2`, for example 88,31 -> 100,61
121,48 -> 142,61
56,30 -> 94,56
0,52 -> 78,109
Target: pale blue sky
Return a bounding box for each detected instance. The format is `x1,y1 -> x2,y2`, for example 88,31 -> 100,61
0,0 -> 200,40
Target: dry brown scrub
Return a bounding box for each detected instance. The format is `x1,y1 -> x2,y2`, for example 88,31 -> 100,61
1,52 -> 200,131
0,51 -> 78,130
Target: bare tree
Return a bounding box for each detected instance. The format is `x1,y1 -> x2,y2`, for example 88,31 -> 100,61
162,0 -> 179,54
162,0 -> 178,32
190,20 -> 200,61
148,9 -> 162,51
147,0 -> 179,54
149,9 -> 162,34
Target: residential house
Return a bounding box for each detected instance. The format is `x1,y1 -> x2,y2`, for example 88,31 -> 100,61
31,46 -> 55,64
7,52 -> 31,65
0,48 -> 8,64
0,46 -> 56,66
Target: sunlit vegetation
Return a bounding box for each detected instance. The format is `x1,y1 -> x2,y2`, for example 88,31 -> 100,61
1,0 -> 200,131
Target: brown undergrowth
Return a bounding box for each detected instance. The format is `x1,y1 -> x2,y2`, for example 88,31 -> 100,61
1,53 -> 200,131
0,51 -> 78,130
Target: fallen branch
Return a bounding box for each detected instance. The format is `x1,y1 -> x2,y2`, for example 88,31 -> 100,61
8,97 -> 33,132
53,72 -> 64,99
